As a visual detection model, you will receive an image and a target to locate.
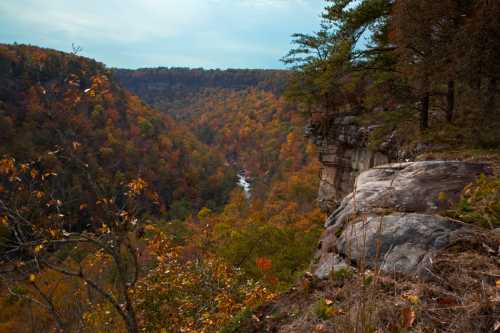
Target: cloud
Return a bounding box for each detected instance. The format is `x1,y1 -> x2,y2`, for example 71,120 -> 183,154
0,0 -> 325,68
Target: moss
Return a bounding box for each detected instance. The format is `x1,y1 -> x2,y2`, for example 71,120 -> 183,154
447,175 -> 500,229
332,267 -> 354,282
313,298 -> 337,320
363,275 -> 374,287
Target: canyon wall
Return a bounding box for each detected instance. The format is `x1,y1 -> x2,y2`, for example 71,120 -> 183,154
307,113 -> 493,278
307,114 -> 391,213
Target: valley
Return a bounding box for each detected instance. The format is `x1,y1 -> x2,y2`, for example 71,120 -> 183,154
0,1 -> 499,332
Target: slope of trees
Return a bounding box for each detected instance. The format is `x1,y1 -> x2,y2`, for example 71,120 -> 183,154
0,44 -> 253,332
114,67 -> 290,111
117,65 -> 325,286
117,65 -> 326,286
0,44 -> 237,220
115,67 -> 315,188
0,45 -> 324,332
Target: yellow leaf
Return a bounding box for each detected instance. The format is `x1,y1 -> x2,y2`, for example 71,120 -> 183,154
403,293 -> 420,305
99,224 -> 111,234
0,158 -> 15,175
42,172 -> 58,179
33,191 -> 45,199
127,178 -> 147,196
34,244 -> 44,253
29,274 -> 36,283
197,207 -> 212,220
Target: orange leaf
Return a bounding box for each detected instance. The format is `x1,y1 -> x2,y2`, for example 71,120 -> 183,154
0,158 -> 15,175
256,257 -> 272,271
314,323 -> 326,332
401,307 -> 416,329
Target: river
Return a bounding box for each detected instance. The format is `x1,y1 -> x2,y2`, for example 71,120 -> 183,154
237,171 -> 251,199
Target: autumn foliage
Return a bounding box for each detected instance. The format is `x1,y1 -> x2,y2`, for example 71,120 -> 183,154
0,44 -> 323,332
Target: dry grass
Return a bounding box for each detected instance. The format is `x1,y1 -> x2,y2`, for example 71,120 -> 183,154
233,228 -> 499,333
230,114 -> 500,332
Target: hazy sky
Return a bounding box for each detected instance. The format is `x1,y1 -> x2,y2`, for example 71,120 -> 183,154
0,0 -> 326,69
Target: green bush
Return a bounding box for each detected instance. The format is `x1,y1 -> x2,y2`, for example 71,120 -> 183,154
219,308 -> 253,333
314,298 -> 337,320
332,267 -> 354,282
448,175 -> 500,229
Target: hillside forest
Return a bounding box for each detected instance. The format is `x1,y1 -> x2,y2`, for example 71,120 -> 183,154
0,44 -> 323,332
0,0 -> 499,332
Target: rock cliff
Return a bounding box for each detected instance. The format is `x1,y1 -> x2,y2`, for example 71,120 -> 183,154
307,115 -> 391,213
235,115 -> 499,333
308,114 -> 494,278
313,161 -> 492,278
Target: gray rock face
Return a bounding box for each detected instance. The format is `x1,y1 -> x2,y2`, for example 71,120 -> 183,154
336,213 -> 465,274
326,161 -> 492,229
314,254 -> 350,280
313,161 -> 492,278
309,115 -> 390,213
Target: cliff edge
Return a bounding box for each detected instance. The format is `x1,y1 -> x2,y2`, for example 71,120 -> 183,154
232,114 -> 499,333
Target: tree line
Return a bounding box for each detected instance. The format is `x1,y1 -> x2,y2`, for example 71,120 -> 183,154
284,0 -> 499,133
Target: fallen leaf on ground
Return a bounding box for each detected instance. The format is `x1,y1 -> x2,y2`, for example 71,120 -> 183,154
314,323 -> 326,332
401,307 -> 416,329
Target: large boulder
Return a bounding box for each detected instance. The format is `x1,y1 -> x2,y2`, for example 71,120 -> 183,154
314,161 -> 492,278
326,161 -> 492,229
336,213 -> 466,274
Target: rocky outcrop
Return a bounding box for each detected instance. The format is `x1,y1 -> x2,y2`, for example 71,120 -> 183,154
313,161 -> 492,278
307,115 -> 391,213
325,161 -> 491,228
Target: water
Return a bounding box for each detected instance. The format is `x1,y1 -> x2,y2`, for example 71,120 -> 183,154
237,171 -> 251,199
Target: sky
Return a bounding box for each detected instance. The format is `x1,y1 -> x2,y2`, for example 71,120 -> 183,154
0,0 -> 326,69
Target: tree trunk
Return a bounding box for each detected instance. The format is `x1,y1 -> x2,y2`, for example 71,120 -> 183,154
126,314 -> 139,333
446,80 -> 455,122
124,293 -> 139,333
485,77 -> 497,115
420,92 -> 430,130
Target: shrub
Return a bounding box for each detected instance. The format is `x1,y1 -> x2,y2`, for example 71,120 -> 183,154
448,175 -> 500,229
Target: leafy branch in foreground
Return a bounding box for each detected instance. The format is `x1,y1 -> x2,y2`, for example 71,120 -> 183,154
0,155 -> 145,333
